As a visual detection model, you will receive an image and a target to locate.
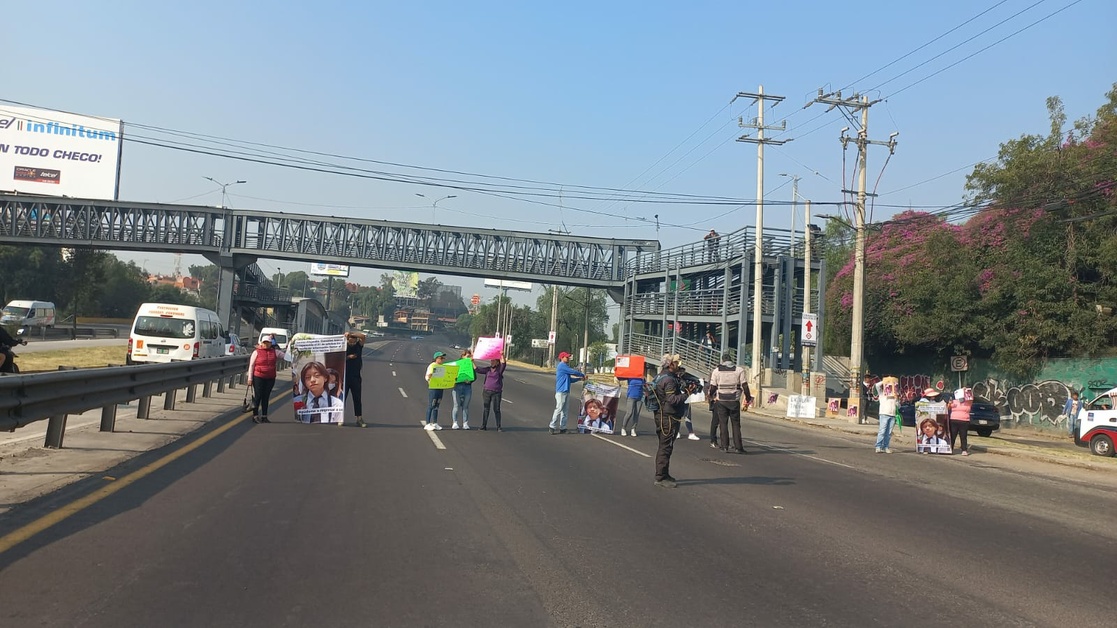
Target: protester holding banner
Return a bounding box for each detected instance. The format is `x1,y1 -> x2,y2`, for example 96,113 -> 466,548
474,356 -> 507,431
344,331 -> 366,427
578,383 -> 619,434
451,349 -> 476,430
915,388 -> 951,454
948,389 -> 973,456
874,376 -> 899,454
424,352 -> 449,430
617,374 -> 646,437
550,352 -> 585,434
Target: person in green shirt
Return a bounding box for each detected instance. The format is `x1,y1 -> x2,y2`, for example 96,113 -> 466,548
451,348 -> 477,429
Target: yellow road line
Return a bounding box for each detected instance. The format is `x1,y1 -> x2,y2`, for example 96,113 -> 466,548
0,411 -> 253,555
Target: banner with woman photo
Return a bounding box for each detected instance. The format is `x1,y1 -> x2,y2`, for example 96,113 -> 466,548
289,333 -> 347,424
578,382 -> 620,434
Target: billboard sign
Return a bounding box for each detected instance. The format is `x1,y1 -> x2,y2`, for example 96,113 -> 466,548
309,263 -> 350,277
0,104 -> 123,200
392,270 -> 419,298
484,278 -> 533,292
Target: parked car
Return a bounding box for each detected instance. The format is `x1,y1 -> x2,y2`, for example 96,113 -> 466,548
226,332 -> 249,356
967,397 -> 1001,437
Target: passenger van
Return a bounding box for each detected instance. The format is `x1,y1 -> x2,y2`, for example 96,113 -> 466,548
258,327 -> 291,351
127,303 -> 227,364
1,300 -> 56,328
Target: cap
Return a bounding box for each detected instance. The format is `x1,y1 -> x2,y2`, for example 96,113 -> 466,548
923,387 -> 940,397
721,352 -> 733,362
433,351 -> 446,359
558,351 -> 572,360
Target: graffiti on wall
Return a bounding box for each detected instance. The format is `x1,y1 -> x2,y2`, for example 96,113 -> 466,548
970,379 -> 1072,429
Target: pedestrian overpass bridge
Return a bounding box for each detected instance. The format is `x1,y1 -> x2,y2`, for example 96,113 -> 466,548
0,193 -> 659,327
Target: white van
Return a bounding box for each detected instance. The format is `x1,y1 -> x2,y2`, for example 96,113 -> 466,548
258,327 -> 292,351
127,303 -> 227,364
1,300 -> 56,328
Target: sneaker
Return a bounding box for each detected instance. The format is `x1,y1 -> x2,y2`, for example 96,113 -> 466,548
734,448 -> 747,454
875,447 -> 883,453
356,418 -> 366,428
559,429 -> 568,434
497,427 -> 504,432
630,430 -> 636,437
620,428 -> 627,436
884,448 -> 893,454
424,423 -> 435,431
688,433 -> 700,441
654,479 -> 678,489
479,426 -> 487,431
961,450 -> 970,456
433,424 -> 442,430
549,428 -> 557,435
452,422 -> 460,430
711,442 -> 719,449
462,423 -> 471,430
676,432 -> 682,440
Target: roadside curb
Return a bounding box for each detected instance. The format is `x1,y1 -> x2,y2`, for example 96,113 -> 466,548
745,407 -> 1117,472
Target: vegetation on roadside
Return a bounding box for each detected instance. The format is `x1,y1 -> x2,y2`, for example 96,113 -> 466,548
16,347 -> 129,373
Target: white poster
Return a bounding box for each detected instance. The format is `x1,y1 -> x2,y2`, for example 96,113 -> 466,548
309,263 -> 350,277
0,104 -> 122,200
786,394 -> 817,418
289,333 -> 347,424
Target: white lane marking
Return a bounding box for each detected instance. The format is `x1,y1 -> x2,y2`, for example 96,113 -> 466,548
592,434 -> 652,458
398,388 -> 408,398
744,440 -> 860,470
418,420 -> 447,450
392,371 -> 397,377
502,398 -> 513,405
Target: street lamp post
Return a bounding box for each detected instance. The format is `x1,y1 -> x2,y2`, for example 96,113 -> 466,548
204,177 -> 247,209
415,193 -> 457,224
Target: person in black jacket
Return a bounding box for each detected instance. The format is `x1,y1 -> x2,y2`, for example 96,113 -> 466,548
345,332 -> 366,427
651,354 -> 688,488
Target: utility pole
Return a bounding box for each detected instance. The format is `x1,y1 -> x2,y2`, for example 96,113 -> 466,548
803,199 -> 812,395
806,90 -> 897,422
735,86 -> 789,405
549,285 -> 559,368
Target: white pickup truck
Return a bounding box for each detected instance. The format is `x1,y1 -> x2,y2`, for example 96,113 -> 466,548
1076,389 -> 1117,457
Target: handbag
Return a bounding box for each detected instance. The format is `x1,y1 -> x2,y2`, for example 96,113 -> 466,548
242,385 -> 254,413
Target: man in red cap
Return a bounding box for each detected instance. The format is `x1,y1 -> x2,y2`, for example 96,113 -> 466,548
549,351 -> 585,434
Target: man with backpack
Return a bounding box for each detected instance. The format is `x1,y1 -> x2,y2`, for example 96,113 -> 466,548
646,354 -> 688,488
708,353 -> 751,453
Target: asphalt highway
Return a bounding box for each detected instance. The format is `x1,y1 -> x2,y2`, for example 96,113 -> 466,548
0,339 -> 1112,627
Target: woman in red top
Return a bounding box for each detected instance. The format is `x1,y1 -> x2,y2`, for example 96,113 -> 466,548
247,335 -> 280,423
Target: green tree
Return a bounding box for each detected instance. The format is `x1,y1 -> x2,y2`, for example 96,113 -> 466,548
99,259 -> 151,318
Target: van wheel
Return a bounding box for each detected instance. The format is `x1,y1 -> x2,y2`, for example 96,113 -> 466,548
975,428 -> 993,437
1091,434 -> 1115,457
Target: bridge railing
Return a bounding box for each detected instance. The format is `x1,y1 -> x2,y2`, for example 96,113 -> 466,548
0,356 -> 249,448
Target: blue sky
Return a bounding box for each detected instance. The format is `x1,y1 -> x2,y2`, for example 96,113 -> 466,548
6,0 -> 1115,309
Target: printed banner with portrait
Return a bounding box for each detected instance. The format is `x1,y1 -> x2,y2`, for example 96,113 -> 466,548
289,333 -> 347,424
578,382 -> 619,434
914,400 -> 951,454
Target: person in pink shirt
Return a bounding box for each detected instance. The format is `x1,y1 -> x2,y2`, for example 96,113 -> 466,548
948,389 -> 973,456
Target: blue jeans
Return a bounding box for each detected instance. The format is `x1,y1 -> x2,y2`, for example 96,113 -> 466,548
875,413 -> 894,449
550,391 -> 570,430
452,382 -> 473,424
426,389 -> 443,424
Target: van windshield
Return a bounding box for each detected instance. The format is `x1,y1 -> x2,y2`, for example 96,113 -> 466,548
2,307 -> 29,317
135,316 -> 196,339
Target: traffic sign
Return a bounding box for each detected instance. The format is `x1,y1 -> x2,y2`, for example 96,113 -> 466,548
950,355 -> 969,372
531,338 -> 548,348
801,313 -> 818,347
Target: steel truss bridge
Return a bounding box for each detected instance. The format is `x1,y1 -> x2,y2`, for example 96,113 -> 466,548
0,194 -> 659,326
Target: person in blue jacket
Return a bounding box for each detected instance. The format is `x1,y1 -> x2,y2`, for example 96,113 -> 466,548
549,351 -> 585,434
617,373 -> 646,437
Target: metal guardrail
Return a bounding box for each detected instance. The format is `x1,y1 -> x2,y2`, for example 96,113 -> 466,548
0,356 -> 249,449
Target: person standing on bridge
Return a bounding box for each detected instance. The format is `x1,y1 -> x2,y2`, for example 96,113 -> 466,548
345,332 -> 366,427
550,352 -> 585,434
246,335 -> 279,424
